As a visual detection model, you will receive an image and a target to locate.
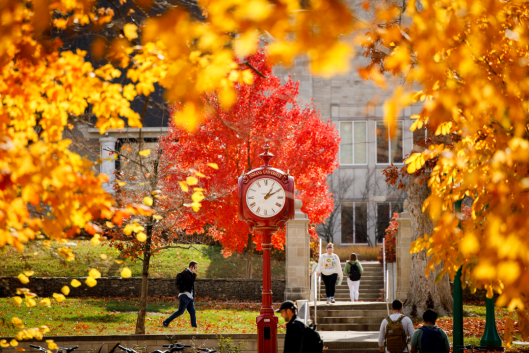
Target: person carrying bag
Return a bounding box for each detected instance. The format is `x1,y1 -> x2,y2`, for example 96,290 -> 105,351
343,253 -> 363,302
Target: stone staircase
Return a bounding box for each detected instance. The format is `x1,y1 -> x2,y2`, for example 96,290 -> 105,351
318,261 -> 384,302
311,302 -> 388,332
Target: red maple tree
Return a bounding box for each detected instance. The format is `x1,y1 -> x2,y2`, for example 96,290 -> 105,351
160,50 -> 339,274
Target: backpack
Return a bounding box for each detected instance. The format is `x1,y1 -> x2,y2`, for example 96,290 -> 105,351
419,326 -> 444,353
385,315 -> 407,353
348,262 -> 361,281
175,271 -> 184,292
300,322 -> 324,353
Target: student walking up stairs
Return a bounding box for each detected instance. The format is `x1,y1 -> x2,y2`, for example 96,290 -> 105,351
319,261 -> 384,302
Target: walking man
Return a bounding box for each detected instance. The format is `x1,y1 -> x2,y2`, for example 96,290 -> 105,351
163,261 -> 198,328
378,300 -> 415,353
410,309 -> 450,353
276,300 -> 304,353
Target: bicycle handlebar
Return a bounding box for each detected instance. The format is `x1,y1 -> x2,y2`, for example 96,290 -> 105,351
30,345 -> 47,353
456,346 -> 490,351
59,346 -> 79,353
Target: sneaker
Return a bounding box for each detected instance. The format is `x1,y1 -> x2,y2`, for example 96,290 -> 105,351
326,300 -> 331,305
331,299 -> 336,304
162,322 -> 169,327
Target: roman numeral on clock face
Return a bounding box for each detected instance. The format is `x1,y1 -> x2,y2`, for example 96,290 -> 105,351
264,209 -> 267,216
256,207 -> 261,214
276,203 -> 281,207
278,196 -> 284,199
264,179 -> 268,186
250,202 -> 256,207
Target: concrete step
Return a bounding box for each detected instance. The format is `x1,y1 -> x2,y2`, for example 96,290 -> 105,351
320,332 -> 380,350
320,288 -> 382,293
318,316 -> 384,324
314,309 -> 389,318
319,323 -> 381,331
320,292 -> 380,297
311,302 -> 387,310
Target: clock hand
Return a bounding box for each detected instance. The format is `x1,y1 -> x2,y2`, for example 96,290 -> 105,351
264,188 -> 282,199
264,186 -> 273,198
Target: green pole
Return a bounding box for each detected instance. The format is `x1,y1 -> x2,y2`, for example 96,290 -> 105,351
453,200 -> 464,353
453,267 -> 464,352
480,297 -> 502,347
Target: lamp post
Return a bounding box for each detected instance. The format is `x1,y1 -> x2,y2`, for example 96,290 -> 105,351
455,199 -> 503,351
453,200 -> 464,353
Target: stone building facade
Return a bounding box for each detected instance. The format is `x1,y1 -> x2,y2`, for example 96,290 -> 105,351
271,0 -> 423,246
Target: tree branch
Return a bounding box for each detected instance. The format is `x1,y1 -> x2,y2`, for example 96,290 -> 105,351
238,61 -> 267,78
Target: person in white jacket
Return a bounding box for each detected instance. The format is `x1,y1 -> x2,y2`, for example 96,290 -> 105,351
316,243 -> 343,304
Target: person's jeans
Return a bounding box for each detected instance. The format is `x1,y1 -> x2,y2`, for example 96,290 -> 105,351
163,295 -> 197,327
347,278 -> 360,301
321,273 -> 338,298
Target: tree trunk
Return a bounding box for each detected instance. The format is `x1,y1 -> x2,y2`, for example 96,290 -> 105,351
403,174 -> 453,318
246,233 -> 253,279
135,222 -> 153,334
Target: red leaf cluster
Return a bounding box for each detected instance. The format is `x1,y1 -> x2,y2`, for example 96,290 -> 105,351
378,212 -> 398,264
161,49 -> 340,255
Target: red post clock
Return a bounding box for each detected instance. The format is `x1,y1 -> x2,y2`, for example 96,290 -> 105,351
238,141 -> 295,353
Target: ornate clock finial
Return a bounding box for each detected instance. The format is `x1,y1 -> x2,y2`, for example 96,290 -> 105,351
259,139 -> 274,167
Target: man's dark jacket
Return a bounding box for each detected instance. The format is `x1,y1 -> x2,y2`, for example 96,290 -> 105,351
178,268 -> 197,296
284,315 -> 305,353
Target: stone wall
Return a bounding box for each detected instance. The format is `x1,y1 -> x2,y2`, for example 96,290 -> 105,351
0,334 -> 286,353
0,277 -> 286,301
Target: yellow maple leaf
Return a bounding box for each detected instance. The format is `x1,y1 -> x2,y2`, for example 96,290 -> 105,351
17,274 -> 29,284
52,293 -> 65,302
121,267 -> 132,278
39,298 -> 51,306
143,197 -> 153,206
179,181 -> 189,192
85,277 -> 97,287
186,176 -> 198,186
89,269 -> 101,279
13,296 -> 22,306
123,24 -> 138,41
61,286 -> 70,296
136,232 -> 147,242
70,279 -> 81,288
139,149 -> 151,157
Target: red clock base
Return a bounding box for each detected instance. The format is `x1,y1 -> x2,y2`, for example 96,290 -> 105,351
255,227 -> 278,353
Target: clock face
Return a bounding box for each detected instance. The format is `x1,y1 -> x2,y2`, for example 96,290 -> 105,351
245,177 -> 286,218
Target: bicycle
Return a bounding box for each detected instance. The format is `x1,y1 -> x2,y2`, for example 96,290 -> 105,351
31,345 -> 79,353
456,345 -> 505,353
153,343 -> 192,353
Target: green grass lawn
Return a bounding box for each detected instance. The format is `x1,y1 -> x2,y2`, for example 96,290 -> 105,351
432,305 -> 527,352
0,298 -> 286,337
0,240 -> 285,279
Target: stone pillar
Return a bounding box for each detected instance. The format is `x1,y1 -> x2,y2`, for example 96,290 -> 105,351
396,200 -> 412,301
284,199 -> 311,301
100,137 -> 118,194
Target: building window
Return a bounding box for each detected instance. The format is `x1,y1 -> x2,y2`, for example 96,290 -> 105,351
339,122 -> 367,165
376,202 -> 404,244
341,203 -> 368,244
376,121 -> 403,164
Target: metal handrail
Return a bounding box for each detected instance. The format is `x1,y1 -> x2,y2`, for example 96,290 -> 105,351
383,240 -> 390,316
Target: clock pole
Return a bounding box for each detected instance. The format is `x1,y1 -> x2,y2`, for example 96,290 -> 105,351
237,141 -> 295,353
255,226 -> 279,353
